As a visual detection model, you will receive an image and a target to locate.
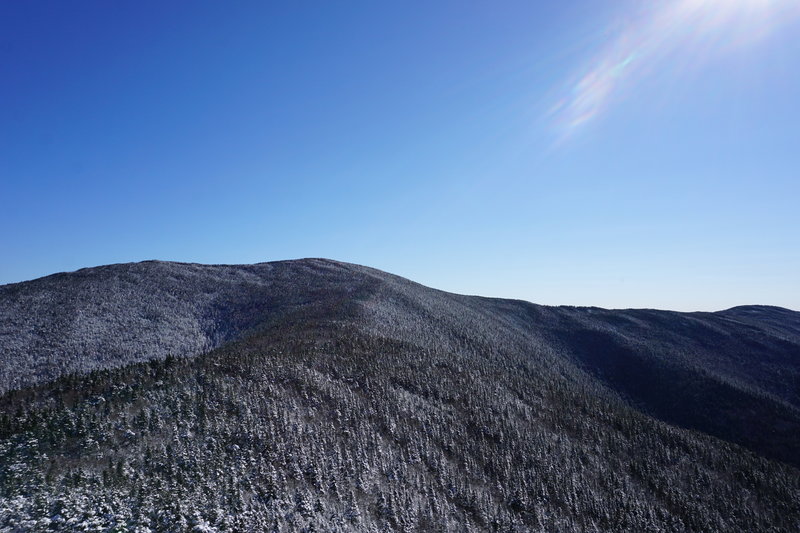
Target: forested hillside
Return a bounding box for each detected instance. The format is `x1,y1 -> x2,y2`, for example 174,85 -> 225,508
1,259 -> 799,531
0,260 -> 372,393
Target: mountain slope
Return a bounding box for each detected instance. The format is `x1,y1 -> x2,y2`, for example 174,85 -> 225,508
1,259 -> 799,531
0,259 -> 379,393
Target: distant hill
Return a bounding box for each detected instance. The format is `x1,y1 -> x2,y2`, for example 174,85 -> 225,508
1,259 -> 799,531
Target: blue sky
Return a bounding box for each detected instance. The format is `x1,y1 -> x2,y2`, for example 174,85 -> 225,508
2,0 -> 799,311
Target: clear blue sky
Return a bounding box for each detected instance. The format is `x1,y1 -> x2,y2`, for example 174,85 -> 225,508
2,0 -> 799,311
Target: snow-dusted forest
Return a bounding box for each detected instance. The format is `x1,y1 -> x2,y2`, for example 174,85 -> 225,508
1,259 -> 799,531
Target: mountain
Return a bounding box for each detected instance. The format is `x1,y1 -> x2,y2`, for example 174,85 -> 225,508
0,259 -> 370,393
1,259 -> 799,531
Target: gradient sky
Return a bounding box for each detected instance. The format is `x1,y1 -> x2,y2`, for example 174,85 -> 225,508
2,0 -> 799,311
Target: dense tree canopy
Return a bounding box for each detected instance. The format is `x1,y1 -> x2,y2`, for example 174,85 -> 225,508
1,260 -> 798,531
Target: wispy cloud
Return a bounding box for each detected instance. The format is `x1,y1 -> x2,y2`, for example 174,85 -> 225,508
550,0 -> 800,141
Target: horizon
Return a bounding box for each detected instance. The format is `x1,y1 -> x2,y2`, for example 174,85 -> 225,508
2,1 -> 799,312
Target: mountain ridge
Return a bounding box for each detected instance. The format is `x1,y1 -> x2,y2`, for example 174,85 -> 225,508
6,258 -> 796,313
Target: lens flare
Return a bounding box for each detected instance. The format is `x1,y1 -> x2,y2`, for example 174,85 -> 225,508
550,0 -> 800,140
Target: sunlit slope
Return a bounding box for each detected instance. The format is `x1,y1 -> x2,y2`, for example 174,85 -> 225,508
0,259 -> 377,392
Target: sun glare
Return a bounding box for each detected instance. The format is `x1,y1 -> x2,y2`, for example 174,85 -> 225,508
550,0 -> 800,140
